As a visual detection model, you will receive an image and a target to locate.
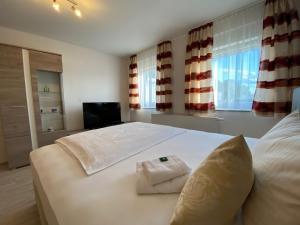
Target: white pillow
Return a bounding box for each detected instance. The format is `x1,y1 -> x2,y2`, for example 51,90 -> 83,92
242,110 -> 300,225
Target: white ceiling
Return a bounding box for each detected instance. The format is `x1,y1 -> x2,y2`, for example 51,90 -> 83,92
0,0 -> 259,56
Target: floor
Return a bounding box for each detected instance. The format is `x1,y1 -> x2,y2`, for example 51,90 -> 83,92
0,164 -> 40,225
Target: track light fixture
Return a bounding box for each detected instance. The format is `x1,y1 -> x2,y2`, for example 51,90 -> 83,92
72,5 -> 82,18
52,0 -> 60,11
51,0 -> 82,18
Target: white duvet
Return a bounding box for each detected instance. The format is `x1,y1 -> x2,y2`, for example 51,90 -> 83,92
56,122 -> 186,175
30,123 -> 258,225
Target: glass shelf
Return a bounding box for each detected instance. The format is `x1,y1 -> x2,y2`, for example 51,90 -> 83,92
40,112 -> 62,115
37,70 -> 64,132
38,91 -> 61,95
38,97 -> 62,102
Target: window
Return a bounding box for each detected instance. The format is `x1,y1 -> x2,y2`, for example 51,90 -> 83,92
213,48 -> 260,110
212,3 -> 263,111
137,47 -> 157,109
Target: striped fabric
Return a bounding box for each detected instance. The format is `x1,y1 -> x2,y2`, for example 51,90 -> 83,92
156,41 -> 173,111
129,55 -> 140,109
252,0 -> 300,116
185,22 -> 215,112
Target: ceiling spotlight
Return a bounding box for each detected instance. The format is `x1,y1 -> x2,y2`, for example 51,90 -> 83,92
72,5 -> 82,18
52,0 -> 60,12
51,0 -> 82,18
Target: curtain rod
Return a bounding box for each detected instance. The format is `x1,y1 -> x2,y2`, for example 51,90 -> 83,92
168,0 -> 264,43
132,0 -> 265,57
197,0 -> 264,28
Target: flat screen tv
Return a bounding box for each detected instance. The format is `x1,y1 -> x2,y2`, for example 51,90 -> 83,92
83,102 -> 122,129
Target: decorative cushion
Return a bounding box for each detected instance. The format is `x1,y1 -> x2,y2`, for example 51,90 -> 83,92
170,135 -> 254,225
243,110 -> 300,225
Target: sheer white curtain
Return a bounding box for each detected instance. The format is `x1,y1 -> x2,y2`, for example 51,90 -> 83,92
212,3 -> 264,110
137,47 -> 157,109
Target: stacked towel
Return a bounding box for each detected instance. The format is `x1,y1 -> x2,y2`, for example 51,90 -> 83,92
136,155 -> 191,194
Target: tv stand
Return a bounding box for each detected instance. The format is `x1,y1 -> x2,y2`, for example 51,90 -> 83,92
87,121 -> 125,130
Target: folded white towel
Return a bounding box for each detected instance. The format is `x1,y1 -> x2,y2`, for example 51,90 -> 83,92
142,155 -> 191,185
136,162 -> 189,194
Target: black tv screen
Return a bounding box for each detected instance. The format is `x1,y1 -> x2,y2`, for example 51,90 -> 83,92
83,102 -> 122,129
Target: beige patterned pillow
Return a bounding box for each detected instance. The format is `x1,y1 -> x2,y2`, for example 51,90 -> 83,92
170,135 -> 254,225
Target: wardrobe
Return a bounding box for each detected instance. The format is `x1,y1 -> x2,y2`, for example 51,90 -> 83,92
0,43 -> 74,169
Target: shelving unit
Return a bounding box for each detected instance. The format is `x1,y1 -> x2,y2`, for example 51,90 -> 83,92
37,70 -> 65,132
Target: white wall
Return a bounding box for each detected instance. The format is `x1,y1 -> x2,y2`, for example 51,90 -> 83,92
171,34 -> 281,138
168,1 -> 300,136
0,26 -> 129,163
131,1 -> 300,126
152,113 -> 221,133
130,26 -> 283,137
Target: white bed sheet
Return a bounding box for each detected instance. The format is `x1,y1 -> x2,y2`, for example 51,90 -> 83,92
31,128 -> 258,225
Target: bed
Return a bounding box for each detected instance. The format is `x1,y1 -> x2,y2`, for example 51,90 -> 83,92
30,88 -> 300,225
30,123 -> 257,225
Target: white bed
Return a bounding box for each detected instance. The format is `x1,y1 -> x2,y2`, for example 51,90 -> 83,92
30,124 -> 258,225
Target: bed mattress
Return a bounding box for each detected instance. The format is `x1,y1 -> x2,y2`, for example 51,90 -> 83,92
30,125 -> 258,225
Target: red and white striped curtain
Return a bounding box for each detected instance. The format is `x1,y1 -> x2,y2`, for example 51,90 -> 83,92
252,0 -> 300,116
185,22 -> 215,112
156,41 -> 173,111
129,55 -> 140,109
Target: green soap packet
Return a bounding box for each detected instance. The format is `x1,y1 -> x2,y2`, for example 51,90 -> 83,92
159,157 -> 168,162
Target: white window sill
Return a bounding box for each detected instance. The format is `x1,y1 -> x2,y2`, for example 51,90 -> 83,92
140,108 -> 156,110
151,112 -> 224,121
216,108 -> 252,112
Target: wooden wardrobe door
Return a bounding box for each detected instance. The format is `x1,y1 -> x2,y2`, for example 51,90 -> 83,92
0,44 -> 32,168
29,50 -> 63,147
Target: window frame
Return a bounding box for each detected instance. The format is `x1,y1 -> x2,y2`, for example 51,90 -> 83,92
212,47 -> 261,112
137,47 -> 157,109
